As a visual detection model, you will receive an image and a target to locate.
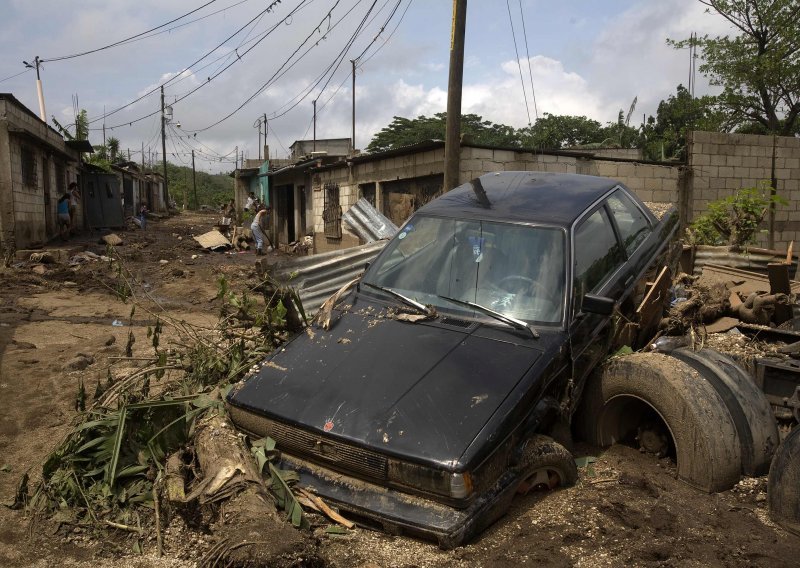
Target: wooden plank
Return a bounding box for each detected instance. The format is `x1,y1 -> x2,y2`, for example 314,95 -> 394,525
768,262 -> 793,325
636,265 -> 670,341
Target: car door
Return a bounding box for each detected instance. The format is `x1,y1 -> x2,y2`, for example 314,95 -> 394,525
567,201 -> 629,410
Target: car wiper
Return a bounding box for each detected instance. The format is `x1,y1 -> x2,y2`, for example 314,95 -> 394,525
363,282 -> 433,316
438,295 -> 539,339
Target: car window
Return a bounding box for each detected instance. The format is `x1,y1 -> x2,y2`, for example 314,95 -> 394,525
573,207 -> 625,305
606,190 -> 652,256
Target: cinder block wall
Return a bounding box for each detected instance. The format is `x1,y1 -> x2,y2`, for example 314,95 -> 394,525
688,131 -> 800,250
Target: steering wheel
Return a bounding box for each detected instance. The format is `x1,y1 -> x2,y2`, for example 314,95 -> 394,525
497,275 -> 548,296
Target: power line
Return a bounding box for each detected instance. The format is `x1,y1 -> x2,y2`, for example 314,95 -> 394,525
505,0 -> 532,125
517,0 -> 538,121
41,1 -> 220,62
0,68 -> 31,84
88,0 -> 312,127
356,0 -> 412,68
184,0 -> 365,132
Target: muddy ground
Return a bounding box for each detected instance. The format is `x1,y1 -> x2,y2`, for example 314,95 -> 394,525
1,211 -> 799,567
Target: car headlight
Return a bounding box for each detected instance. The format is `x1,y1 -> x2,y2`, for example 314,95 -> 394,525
388,459 -> 473,499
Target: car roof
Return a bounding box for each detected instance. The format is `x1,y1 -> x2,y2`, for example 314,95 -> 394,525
417,171 -> 621,227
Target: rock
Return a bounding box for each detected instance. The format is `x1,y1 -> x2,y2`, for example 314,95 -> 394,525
63,354 -> 95,371
31,264 -> 47,275
63,281 -> 77,287
12,340 -> 37,350
159,259 -> 169,265
177,236 -> 183,241
101,234 -> 123,246
171,268 -> 185,277
191,254 -> 198,260
104,335 -> 117,346
756,492 -> 767,503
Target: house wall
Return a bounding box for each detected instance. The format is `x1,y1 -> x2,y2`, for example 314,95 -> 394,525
688,131 -> 800,249
0,97 -> 80,252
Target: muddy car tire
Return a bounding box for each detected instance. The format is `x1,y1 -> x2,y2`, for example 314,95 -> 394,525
577,352 -> 741,493
667,348 -> 778,476
515,434 -> 578,494
768,426 -> 800,536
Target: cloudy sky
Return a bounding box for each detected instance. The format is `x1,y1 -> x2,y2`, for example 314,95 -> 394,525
0,0 -> 733,173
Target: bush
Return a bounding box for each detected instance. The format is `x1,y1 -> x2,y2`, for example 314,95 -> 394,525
687,182 -> 786,247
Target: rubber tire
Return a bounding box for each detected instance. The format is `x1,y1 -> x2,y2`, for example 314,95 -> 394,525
668,347 -> 778,476
768,427 -> 800,536
515,434 -> 578,491
577,352 -> 742,493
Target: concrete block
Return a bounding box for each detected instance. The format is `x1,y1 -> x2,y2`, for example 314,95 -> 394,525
719,166 -> 734,177
493,149 -> 515,162
709,154 -> 726,166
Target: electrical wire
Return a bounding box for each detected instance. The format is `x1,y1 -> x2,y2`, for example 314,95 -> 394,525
41,1 -> 220,62
517,0 -> 538,121
88,0 -> 312,127
356,0 -> 412,67
183,0 -> 361,132
0,68 -> 31,84
505,0 -> 531,126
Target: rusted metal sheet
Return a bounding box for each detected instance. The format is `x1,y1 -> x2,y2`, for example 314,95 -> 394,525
697,263 -> 800,294
342,198 -> 399,243
693,246 -> 798,277
272,241 -> 386,314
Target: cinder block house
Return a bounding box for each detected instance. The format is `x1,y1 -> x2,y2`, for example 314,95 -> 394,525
0,93 -> 85,256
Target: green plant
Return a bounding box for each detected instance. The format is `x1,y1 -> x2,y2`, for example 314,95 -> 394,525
687,182 -> 787,247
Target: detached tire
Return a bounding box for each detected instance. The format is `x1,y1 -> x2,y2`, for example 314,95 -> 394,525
668,348 -> 778,476
769,427 -> 800,536
577,352 -> 741,493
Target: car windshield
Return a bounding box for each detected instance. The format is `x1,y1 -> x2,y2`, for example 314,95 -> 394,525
363,215 -> 566,325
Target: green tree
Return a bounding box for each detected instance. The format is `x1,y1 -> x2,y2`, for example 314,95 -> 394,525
51,109 -> 89,141
671,0 -> 800,135
106,137 -> 121,162
366,113 -> 519,153
517,113 -> 607,149
639,85 -> 727,161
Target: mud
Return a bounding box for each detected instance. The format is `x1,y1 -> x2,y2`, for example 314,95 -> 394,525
1,212 -> 799,567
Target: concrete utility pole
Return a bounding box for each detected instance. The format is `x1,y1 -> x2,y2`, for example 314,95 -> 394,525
351,59 -> 356,153
192,149 -> 198,210
443,0 -> 467,192
23,57 -> 46,121
312,99 -> 317,152
160,86 -> 170,207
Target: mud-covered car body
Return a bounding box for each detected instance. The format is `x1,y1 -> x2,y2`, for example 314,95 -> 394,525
227,171 -> 678,547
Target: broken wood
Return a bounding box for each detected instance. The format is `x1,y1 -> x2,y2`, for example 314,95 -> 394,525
296,487 -> 355,529
314,276 -> 362,330
164,453 -> 186,503
768,262 -> 793,325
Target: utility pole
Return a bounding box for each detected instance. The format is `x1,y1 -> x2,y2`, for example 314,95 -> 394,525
192,149 -> 198,210
263,113 -> 267,160
160,86 -> 170,207
351,59 -> 356,153
443,0 -> 467,192
312,99 -> 317,152
23,56 -> 46,121
141,141 -> 145,172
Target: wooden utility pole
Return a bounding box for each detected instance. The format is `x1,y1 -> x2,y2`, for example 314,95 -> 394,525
351,59 -> 356,153
443,0 -> 467,192
192,149 -> 198,210
160,86 -> 170,206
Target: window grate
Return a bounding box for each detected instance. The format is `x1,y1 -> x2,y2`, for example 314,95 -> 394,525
323,182 -> 342,239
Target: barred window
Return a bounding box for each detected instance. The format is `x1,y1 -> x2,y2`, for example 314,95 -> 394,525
323,182 -> 342,239
21,146 -> 37,187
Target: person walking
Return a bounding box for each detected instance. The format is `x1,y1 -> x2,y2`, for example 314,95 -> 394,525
250,205 -> 273,255
57,192 -> 71,240
67,182 -> 80,235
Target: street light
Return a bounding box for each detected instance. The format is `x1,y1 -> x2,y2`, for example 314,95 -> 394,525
22,56 -> 46,121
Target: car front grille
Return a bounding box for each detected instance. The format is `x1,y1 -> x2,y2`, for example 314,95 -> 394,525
270,421 -> 388,480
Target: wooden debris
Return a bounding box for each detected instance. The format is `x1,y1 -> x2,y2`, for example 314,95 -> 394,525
296,487 -> 355,529
314,276 -> 362,330
768,262 -> 793,325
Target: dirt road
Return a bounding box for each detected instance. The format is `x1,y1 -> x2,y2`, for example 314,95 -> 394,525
1,212 -> 798,567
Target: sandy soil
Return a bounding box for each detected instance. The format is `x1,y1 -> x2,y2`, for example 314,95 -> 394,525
1,211 -> 799,567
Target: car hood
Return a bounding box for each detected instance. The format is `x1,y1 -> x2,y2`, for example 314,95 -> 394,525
227,300 -> 550,467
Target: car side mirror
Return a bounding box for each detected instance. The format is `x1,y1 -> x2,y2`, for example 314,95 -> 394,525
581,294 -> 615,316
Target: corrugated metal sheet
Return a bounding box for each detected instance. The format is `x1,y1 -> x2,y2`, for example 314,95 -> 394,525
342,198 -> 398,243
272,241 -> 387,315
693,245 -> 798,277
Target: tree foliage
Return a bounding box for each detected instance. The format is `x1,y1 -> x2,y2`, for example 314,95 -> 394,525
671,0 -> 800,135
366,113 -> 519,153
640,85 -> 727,161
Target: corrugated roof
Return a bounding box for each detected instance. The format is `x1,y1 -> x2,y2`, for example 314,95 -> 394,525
342,198 -> 398,243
